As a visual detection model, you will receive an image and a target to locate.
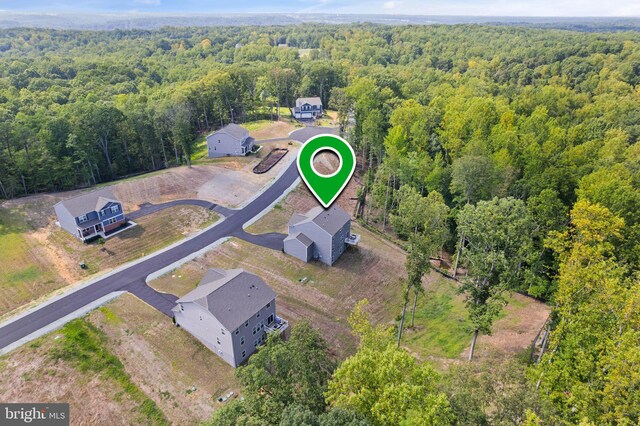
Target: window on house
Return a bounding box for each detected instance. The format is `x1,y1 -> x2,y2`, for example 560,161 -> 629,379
235,330 -> 239,335
111,205 -> 119,213
78,215 -> 87,223
245,321 -> 249,327
256,313 -> 260,318
216,337 -> 221,345
240,336 -> 245,345
267,303 -> 271,308
221,328 -> 225,335
242,350 -> 246,358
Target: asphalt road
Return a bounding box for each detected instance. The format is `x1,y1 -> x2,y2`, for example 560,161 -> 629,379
0,126 -> 337,352
128,199 -> 218,220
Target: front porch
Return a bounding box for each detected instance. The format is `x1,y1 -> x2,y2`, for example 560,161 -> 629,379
77,218 -> 135,242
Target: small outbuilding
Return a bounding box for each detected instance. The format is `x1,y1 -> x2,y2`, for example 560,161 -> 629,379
284,205 -> 359,266
173,268 -> 288,367
206,123 -> 255,158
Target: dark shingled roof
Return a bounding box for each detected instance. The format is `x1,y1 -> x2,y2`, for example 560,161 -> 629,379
176,269 -> 276,331
55,188 -> 120,218
210,123 -> 249,142
296,97 -> 322,108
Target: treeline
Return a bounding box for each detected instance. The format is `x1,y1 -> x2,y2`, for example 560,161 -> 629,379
207,306 -> 553,426
2,24 -> 640,199
1,23 -> 639,423
0,24 -> 350,197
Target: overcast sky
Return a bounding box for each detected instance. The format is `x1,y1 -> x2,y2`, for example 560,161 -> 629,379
0,0 -> 639,17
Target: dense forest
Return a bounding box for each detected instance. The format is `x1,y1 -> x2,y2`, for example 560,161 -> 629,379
1,23 -> 639,424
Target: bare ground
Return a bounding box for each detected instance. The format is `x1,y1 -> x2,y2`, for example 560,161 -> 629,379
249,120 -> 295,140
0,336 -> 142,426
87,294 -> 239,425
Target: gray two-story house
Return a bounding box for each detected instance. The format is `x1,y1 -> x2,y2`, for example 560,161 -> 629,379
206,123 -> 255,158
284,205 -> 359,266
173,268 -> 288,368
54,188 -> 126,242
293,97 -> 323,119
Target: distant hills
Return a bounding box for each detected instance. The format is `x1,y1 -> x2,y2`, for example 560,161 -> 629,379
1,12 -> 640,31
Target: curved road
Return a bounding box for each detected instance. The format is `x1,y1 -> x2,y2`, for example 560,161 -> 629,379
0,126 -> 337,353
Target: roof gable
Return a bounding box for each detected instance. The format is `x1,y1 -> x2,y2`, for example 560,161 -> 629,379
291,205 -> 350,236
210,123 -> 249,142
296,97 -> 322,108
55,188 -> 120,218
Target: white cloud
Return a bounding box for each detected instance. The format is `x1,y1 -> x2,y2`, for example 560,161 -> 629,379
383,1 -> 402,9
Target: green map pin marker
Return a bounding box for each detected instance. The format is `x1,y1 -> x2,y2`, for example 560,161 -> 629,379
297,134 -> 356,209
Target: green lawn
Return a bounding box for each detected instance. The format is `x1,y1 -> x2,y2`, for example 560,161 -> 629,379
402,278 -> 472,358
0,207 -> 57,314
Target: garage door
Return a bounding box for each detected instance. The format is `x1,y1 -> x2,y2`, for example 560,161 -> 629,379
301,112 -> 313,119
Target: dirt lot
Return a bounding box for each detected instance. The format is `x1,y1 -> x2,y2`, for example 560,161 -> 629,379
0,293 -> 238,425
195,141 -> 297,207
0,332 -> 144,425
248,120 -> 295,140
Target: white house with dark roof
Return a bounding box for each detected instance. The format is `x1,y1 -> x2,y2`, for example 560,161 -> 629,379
206,123 -> 255,158
284,205 -> 360,266
172,268 -> 288,367
293,97 -> 323,119
54,188 -> 127,242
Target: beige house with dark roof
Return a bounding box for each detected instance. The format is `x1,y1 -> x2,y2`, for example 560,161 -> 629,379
206,123 -> 255,158
172,269 -> 287,367
284,205 -> 360,265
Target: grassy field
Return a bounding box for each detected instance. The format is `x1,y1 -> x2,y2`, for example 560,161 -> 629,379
0,205 -> 63,317
0,293 -> 238,424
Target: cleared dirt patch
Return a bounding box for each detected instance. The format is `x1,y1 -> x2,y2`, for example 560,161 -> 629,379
0,332 -> 147,425
253,148 -> 289,174
248,120 -> 295,140
87,294 -> 239,424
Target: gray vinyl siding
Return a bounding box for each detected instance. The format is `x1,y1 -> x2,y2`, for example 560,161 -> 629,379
207,133 -> 252,158
175,298 -> 276,368
54,204 -> 78,237
287,223 -> 331,265
174,302 -> 236,366
283,237 -> 312,263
